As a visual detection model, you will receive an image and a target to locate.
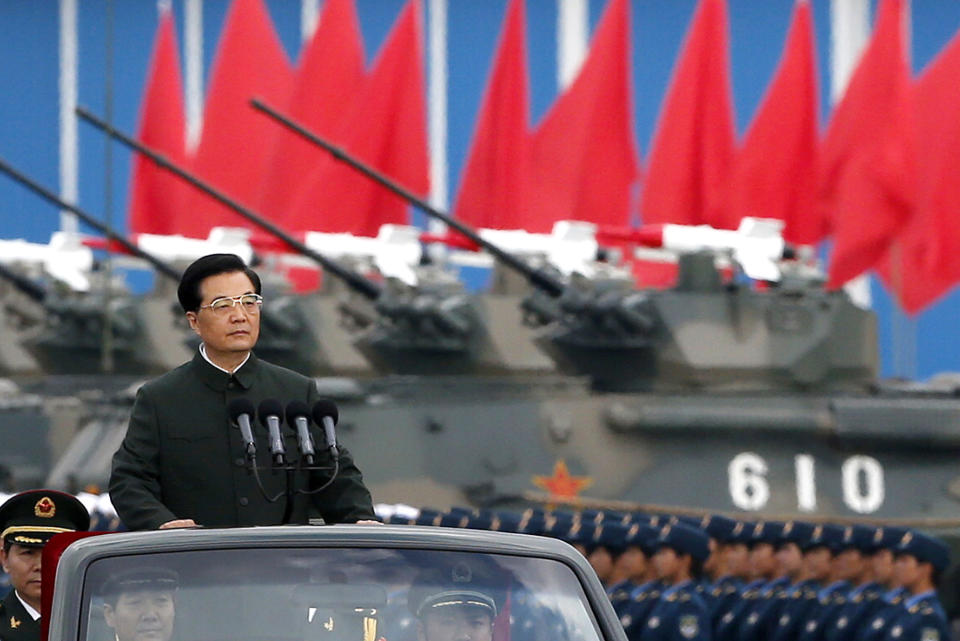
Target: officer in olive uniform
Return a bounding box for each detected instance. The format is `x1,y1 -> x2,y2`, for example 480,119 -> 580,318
101,567 -> 179,641
408,560 -> 505,641
881,531 -> 951,641
0,490 -> 90,641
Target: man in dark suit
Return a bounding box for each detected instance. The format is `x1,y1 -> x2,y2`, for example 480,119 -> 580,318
0,490 -> 90,641
109,254 -> 376,530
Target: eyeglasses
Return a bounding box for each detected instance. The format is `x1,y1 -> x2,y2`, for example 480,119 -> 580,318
198,293 -> 263,314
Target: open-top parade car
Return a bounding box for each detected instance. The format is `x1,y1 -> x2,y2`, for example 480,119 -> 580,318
40,525 -> 626,641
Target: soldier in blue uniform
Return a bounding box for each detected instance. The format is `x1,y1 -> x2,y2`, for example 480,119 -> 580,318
735,522 -> 812,641
769,523 -> 842,641
701,518 -> 748,630
823,525 -> 887,641
608,523 -> 658,618
853,527 -> 909,641
713,521 -> 781,641
794,524 -> 854,641
881,530 -> 951,641
0,490 -> 90,641
629,523 -> 712,641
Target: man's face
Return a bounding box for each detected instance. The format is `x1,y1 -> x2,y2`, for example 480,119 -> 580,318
185,271 -> 260,360
614,546 -> 648,582
418,605 -> 493,641
775,543 -> 804,580
835,548 -> 864,582
804,547 -> 833,581
724,543 -> 750,579
0,544 -> 42,605
748,543 -> 775,580
893,554 -> 925,592
652,547 -> 685,583
872,549 -> 896,586
103,589 -> 176,641
588,546 -> 615,582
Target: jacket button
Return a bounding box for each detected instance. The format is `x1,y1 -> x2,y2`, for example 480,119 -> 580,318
239,497 -> 249,506
227,381 -> 236,389
235,458 -> 244,467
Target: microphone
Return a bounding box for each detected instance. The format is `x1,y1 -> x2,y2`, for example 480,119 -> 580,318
257,398 -> 287,465
311,399 -> 339,460
227,398 -> 257,458
285,400 -> 316,466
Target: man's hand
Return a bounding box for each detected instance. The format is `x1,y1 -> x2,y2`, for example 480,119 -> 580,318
159,519 -> 199,529
355,519 -> 383,525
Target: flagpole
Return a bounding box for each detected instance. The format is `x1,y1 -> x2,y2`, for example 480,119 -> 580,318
185,0 -> 203,150
557,0 -> 588,90
58,0 -> 78,235
830,0 -> 871,310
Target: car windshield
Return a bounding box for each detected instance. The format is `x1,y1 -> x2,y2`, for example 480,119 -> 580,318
79,547 -> 603,641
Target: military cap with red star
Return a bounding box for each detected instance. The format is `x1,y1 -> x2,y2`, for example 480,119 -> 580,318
0,489 -> 90,548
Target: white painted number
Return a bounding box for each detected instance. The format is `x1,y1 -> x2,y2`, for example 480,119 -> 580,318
728,452 -> 770,511
795,454 -> 817,513
841,456 -> 885,514
728,453 -> 884,513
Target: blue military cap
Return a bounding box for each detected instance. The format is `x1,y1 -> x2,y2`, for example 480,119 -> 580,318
655,523 -> 710,562
415,508 -> 444,526
776,521 -> 816,548
0,489 -> 90,548
701,514 -> 743,543
624,523 -> 659,554
868,525 -> 908,552
801,523 -> 844,552
749,521 -> 782,546
519,514 -> 547,536
439,512 -> 471,528
560,521 -> 597,547
895,530 -> 951,572
594,522 -> 630,553
491,511 -> 523,533
839,524 -> 876,552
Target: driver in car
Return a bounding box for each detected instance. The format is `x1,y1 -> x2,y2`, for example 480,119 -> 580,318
101,568 -> 178,641
409,562 -> 502,641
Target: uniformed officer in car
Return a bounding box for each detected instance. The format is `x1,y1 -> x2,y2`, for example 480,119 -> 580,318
0,490 -> 90,641
408,561 -> 504,641
101,567 -> 179,641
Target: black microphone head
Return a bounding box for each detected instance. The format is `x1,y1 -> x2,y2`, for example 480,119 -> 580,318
311,399 -> 339,426
257,398 -> 284,427
285,400 -> 311,426
227,397 -> 256,424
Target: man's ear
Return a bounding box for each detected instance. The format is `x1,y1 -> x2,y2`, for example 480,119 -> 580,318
103,604 -> 116,628
416,620 -> 426,641
0,547 -> 8,573
185,312 -> 200,333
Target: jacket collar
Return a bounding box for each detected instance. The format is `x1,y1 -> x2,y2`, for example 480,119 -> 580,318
193,350 -> 259,392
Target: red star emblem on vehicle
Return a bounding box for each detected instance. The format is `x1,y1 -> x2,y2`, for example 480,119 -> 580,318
532,460 -> 593,500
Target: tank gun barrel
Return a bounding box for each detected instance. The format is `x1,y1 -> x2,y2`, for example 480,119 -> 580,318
249,98 -> 566,299
0,155 -> 182,283
75,106 -> 382,302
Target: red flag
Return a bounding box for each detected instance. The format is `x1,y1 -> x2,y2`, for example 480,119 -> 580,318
822,0 -> 914,288
451,0 -> 530,230
640,0 -> 736,228
286,0 -> 429,236
180,0 -> 294,237
128,8 -> 189,236
728,0 -> 819,243
256,0 -> 366,227
879,25 -> 960,312
524,0 -> 638,232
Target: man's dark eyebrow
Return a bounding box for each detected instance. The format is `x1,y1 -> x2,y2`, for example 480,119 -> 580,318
206,290 -> 255,301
